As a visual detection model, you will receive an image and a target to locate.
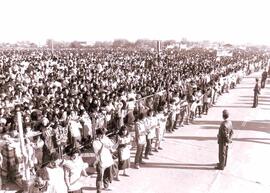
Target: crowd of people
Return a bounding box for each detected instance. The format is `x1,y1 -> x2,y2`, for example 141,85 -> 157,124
0,46 -> 269,192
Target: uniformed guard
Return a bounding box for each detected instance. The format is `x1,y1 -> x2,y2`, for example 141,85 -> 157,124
252,78 -> 260,108
261,68 -> 268,88
215,109 -> 233,170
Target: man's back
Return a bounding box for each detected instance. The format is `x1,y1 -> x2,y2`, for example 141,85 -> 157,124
262,71 -> 267,80
218,120 -> 233,144
254,82 -> 260,94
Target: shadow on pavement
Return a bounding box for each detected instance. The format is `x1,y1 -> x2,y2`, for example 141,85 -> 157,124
239,98 -> 270,103
234,87 -> 254,89
199,126 -> 219,130
214,95 -> 270,108
165,136 -> 270,145
239,95 -> 270,99
82,187 -> 98,192
234,102 -> 254,105
258,99 -> 270,102
139,162 -> 216,170
235,137 -> 270,145
193,120 -> 270,133
213,105 -> 251,108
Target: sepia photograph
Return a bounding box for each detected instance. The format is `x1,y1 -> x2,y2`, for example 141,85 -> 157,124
0,0 -> 269,193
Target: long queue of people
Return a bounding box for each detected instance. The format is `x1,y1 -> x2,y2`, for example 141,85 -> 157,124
0,47 -> 269,193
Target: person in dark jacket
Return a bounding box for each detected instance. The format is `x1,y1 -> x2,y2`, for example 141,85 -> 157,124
215,110 -> 233,170
252,78 -> 261,108
261,69 -> 268,88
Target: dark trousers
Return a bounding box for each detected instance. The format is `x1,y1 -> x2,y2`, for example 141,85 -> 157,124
135,144 -> 145,164
166,116 -> 175,132
196,106 -> 202,117
253,93 -> 258,107
179,109 -> 185,125
173,113 -> 180,129
145,137 -> 153,157
202,102 -> 209,114
218,143 -> 228,169
212,91 -> 216,104
261,79 -> 266,88
96,164 -> 112,192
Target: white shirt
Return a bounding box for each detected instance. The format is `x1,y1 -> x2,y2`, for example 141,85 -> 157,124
69,120 -> 82,138
157,113 -> 166,130
146,116 -> 158,139
92,136 -> 114,168
127,101 -> 135,110
64,157 -> 87,191
46,166 -> 68,193
135,120 -> 147,145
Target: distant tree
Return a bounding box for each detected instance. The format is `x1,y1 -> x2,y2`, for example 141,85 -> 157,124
112,39 -> 132,48
70,41 -> 82,48
134,39 -> 156,49
163,40 -> 176,48
30,43 -> 38,48
94,41 -> 112,48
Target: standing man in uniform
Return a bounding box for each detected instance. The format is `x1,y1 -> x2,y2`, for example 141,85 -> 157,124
215,110 -> 233,170
261,68 -> 268,88
252,78 -> 261,108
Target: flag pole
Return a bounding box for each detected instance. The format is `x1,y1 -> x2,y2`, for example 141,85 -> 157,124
16,107 -> 30,190
51,39 -> 54,54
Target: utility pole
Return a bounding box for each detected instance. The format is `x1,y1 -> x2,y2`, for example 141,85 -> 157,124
51,39 -> 54,54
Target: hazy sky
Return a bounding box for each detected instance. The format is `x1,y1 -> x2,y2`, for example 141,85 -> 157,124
0,0 -> 269,45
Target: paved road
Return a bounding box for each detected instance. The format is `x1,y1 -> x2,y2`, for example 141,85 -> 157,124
81,71 -> 270,193
2,71 -> 270,193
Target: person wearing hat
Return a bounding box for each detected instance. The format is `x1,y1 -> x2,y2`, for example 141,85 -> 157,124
215,109 -> 234,170
252,78 -> 261,108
